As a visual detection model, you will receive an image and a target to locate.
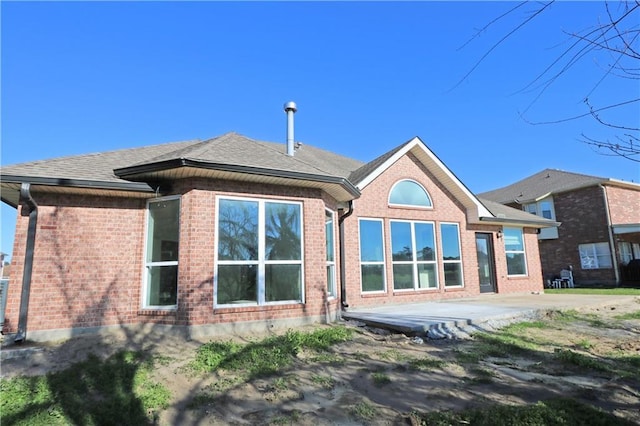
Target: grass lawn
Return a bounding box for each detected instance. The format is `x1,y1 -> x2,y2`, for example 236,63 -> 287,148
2,299 -> 639,425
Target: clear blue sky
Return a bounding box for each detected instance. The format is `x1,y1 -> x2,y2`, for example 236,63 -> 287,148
2,1 -> 639,261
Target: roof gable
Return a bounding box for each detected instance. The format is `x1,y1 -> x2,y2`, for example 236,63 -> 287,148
353,136 -> 493,220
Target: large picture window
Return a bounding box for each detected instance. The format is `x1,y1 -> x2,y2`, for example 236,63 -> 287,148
504,227 -> 527,276
216,197 -> 303,306
579,242 -> 612,269
359,218 -> 386,292
144,197 -> 180,308
440,223 -> 463,287
390,220 -> 438,290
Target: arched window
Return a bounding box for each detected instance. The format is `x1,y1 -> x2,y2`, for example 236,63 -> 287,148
389,180 -> 432,208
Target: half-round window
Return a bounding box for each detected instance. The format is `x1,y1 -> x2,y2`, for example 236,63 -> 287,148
389,180 -> 432,208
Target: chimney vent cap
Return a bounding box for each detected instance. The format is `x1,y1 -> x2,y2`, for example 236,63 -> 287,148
284,101 -> 297,113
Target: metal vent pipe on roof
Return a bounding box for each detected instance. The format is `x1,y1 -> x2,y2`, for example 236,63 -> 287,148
284,101 -> 297,156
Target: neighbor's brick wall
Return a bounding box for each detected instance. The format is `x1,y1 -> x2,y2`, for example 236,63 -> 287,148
534,186 -> 615,284
342,153 -> 544,309
4,193 -> 146,335
605,185 -> 640,226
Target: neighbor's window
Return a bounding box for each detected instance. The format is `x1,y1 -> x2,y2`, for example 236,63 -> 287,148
504,227 -> 527,276
145,197 -> 180,308
216,197 -> 303,306
389,180 -> 432,208
359,218 -> 386,292
579,242 -> 612,269
390,220 -> 438,290
619,242 -> 633,265
523,197 -> 558,240
326,209 -> 336,298
441,223 -> 463,287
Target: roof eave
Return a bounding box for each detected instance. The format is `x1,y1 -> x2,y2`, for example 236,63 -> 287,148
114,159 -> 362,200
0,174 -> 155,193
478,216 -> 561,228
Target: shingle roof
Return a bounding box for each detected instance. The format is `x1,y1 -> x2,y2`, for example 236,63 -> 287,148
348,141 -> 409,185
1,133 -> 365,184
119,132 -> 364,179
478,198 -> 559,226
0,132 -> 558,227
478,169 -> 611,204
1,139 -> 201,183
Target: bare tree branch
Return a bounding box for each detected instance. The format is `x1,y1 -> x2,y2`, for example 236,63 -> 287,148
449,1 -> 554,92
520,98 -> 640,126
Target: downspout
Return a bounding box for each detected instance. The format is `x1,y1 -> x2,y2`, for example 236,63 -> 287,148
600,184 -> 620,285
338,201 -> 354,308
14,183 -> 38,343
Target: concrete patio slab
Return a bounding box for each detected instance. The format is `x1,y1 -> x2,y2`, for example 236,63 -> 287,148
340,293 -> 639,338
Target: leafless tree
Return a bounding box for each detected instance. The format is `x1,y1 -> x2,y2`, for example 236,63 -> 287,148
458,1 -> 640,162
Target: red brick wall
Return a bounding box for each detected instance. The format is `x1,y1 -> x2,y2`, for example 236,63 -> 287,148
342,154 -> 544,308
4,193 -> 146,334
4,180 -> 340,337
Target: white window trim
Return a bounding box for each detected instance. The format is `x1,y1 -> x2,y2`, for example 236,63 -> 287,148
620,242 -> 633,265
142,195 -> 181,310
388,179 -> 433,209
390,219 -> 439,291
504,227 -> 528,277
325,208 -> 337,299
214,195 -> 305,308
579,242 -> 612,269
440,222 -> 464,288
358,217 -> 387,294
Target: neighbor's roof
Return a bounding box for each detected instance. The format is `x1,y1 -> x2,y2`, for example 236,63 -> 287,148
479,168 -> 640,204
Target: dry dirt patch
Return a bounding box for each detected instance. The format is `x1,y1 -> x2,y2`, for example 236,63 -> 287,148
2,297 -> 639,425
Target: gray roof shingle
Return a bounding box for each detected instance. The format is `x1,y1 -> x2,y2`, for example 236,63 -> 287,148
478,168 -> 610,204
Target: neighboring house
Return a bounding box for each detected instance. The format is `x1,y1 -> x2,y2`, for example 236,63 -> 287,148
1,124 -> 556,342
479,169 -> 640,286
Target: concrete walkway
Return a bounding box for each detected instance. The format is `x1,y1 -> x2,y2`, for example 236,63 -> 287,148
341,293 -> 639,339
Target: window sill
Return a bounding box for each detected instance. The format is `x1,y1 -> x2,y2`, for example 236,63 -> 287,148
507,275 -> 530,280
444,286 -> 465,292
138,309 -> 177,317
360,291 -> 388,298
214,302 -> 304,313
393,288 -> 439,295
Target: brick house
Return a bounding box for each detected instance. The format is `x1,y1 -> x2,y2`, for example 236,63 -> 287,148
1,130 -> 556,342
479,169 -> 640,286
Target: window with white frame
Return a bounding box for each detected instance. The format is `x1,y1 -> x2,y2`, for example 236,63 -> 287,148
144,197 -> 180,308
388,179 -> 432,208
523,197 -> 558,239
390,220 -> 438,290
579,242 -> 612,269
215,197 -> 303,306
504,227 -> 528,276
325,210 -> 336,298
359,218 -> 386,292
619,242 -> 633,265
440,223 -> 464,286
